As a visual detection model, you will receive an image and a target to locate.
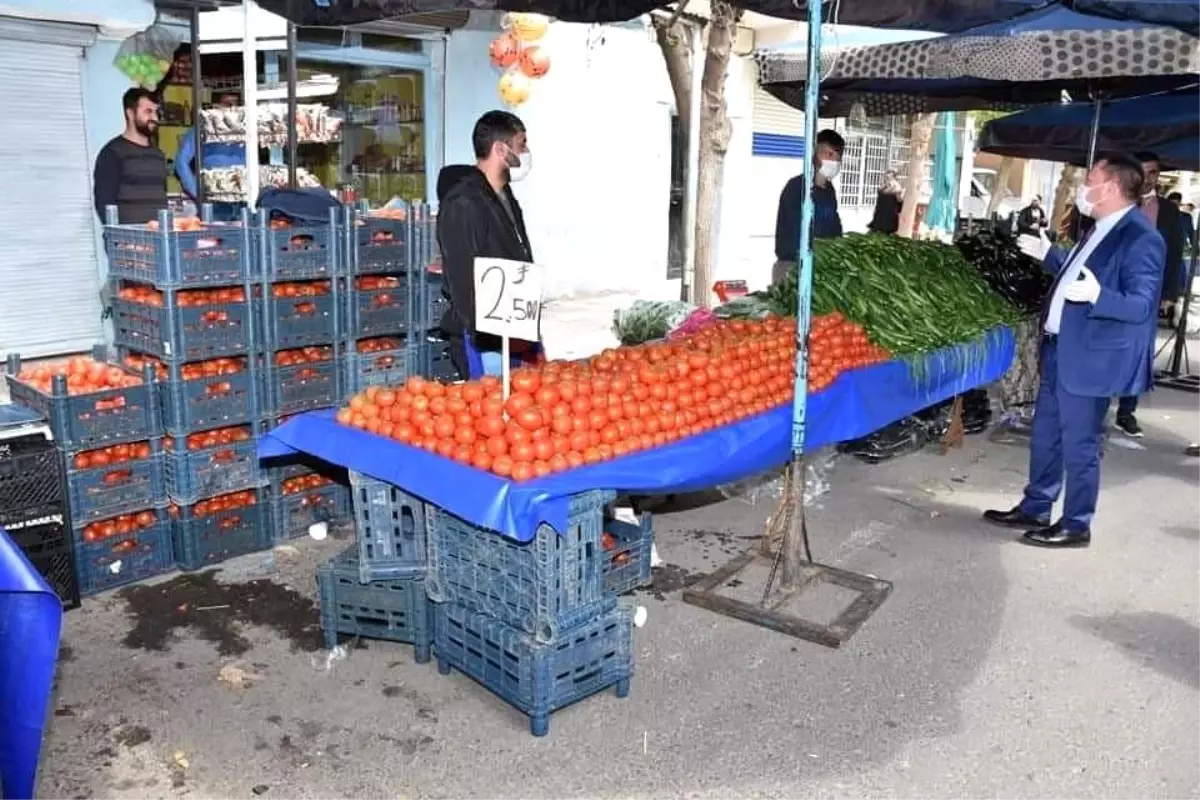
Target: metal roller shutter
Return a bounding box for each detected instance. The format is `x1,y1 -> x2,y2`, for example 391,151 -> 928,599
0,22 -> 103,359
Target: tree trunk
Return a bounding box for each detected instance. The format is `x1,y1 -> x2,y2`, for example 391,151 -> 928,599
986,156 -> 1016,217
1051,163 -> 1086,241
898,113 -> 936,239
690,0 -> 740,307
652,17 -> 692,144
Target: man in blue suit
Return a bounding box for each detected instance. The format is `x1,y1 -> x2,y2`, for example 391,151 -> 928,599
984,155 -> 1165,548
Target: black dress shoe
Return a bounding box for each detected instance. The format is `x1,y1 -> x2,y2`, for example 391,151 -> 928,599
1020,522 -> 1091,548
983,507 -> 1050,529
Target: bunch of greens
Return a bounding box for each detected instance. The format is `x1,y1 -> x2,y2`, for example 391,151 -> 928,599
954,228 -> 1052,316
612,300 -> 696,346
760,233 -> 1023,355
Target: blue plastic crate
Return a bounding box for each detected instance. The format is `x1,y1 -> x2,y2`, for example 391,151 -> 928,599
316,546 -> 433,662
269,471 -> 350,542
342,338 -> 413,398
5,351 -> 159,451
255,211 -> 339,280
75,511 -> 175,596
347,210 -> 410,275
104,209 -> 251,288
604,514 -> 654,596
424,490 -> 617,643
111,285 -> 255,361
348,471 -> 427,583
435,602 -> 633,736
264,285 -> 338,349
163,425 -> 265,504
347,275 -> 410,338
157,359 -> 259,436
65,441 -> 165,524
266,352 -> 339,417
410,270 -> 449,332
171,487 -> 270,571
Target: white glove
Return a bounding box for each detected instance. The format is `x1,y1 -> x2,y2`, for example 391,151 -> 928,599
1064,266 -> 1101,304
1017,230 -> 1051,261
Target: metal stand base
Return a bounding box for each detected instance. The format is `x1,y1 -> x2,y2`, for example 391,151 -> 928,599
682,550 -> 892,649
1154,370 -> 1200,393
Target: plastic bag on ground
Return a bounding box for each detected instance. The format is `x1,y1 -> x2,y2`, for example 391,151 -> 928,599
716,446 -> 838,509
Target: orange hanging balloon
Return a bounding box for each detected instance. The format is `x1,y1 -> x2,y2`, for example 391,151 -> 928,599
518,46 -> 551,78
489,34 -> 521,69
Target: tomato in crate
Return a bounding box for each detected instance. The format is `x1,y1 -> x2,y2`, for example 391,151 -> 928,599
170,487 -> 270,571
163,424 -> 265,504
66,439 -> 165,524
75,507 -> 174,596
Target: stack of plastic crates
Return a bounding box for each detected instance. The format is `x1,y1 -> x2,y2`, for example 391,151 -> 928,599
5,346 -> 168,598
255,209 -> 351,543
424,489 -> 654,736
316,471 -> 432,662
104,208 -> 269,571
407,204 -> 457,382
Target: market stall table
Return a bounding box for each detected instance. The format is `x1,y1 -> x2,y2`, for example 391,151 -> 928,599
259,326 -> 1014,541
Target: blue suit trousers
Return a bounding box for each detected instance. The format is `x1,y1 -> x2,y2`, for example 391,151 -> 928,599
1019,339 -> 1111,532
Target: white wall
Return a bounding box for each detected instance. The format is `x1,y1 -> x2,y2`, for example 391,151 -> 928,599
445,20 -> 675,299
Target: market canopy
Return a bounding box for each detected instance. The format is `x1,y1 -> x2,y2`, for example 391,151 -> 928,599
977,85 -> 1200,171
756,3 -> 1200,116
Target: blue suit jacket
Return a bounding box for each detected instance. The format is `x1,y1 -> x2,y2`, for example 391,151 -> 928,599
1051,209 -> 1165,398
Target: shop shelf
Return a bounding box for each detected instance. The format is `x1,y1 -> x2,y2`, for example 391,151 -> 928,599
4,516 -> 79,610
74,509 -> 174,597
163,427 -> 265,505
5,348 -> 159,451
171,487 -> 270,571
103,208 -> 251,288
603,513 -> 654,596
0,435 -> 63,531
316,546 -> 433,662
110,283 -> 257,362
254,209 -> 340,281
342,338 -> 414,398
348,471 -> 427,583
263,285 -> 339,349
346,276 -> 411,338
264,352 -> 340,417
434,602 -> 633,737
65,440 -> 165,525
424,490 -> 617,643
268,469 -> 350,542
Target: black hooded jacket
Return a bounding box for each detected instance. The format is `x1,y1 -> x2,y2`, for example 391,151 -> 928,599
436,165 -> 534,352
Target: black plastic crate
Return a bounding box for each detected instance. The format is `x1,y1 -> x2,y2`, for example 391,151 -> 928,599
269,469 -> 350,542
163,425 -> 265,504
5,349 -> 159,450
65,440 -> 165,524
317,546 -> 433,662
254,210 -> 340,281
263,283 -> 339,349
411,269 -> 449,332
348,471 -> 426,583
419,335 -> 459,383
74,509 -> 174,596
171,487 -> 270,571
0,435 -> 63,530
103,208 -> 251,288
346,275 -> 410,338
265,350 -> 340,417
435,602 -> 633,736
3,515 -> 79,610
110,282 -> 257,361
342,338 -> 414,398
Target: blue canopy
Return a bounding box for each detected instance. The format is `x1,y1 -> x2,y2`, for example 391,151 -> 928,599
756,3 -> 1200,116
978,86 -> 1200,171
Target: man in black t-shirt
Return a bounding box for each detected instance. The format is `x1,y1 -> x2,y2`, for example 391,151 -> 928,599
93,87 -> 168,225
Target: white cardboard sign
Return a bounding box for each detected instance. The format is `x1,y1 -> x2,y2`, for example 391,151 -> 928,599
473,257 -> 544,342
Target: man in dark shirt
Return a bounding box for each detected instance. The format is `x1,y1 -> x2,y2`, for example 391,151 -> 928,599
1016,195 -> 1048,236
772,128 -> 845,285
437,110 -> 535,378
93,87 -> 168,225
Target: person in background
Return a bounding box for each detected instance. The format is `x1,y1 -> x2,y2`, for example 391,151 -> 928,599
772,129 -> 845,285
983,155 -> 1164,548
867,170 -> 903,235
175,92 -> 245,221
437,110 -> 536,379
93,87 -> 167,225
1169,192 -> 1195,254
1113,152 -> 1183,437
1016,195 -> 1049,236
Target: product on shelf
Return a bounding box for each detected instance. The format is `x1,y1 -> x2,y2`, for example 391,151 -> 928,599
201,166 -> 323,203
201,103 -> 344,144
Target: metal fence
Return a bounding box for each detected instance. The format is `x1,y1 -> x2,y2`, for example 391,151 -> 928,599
834,116 -> 943,211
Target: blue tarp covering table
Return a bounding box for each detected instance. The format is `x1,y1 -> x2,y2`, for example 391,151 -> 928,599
0,528 -> 63,800
260,326 -> 1014,542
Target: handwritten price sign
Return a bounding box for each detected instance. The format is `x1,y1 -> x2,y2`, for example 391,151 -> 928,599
473,257 -> 544,342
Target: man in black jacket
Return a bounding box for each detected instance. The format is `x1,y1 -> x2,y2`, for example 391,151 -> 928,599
1016,195 -> 1048,236
437,111 -> 535,379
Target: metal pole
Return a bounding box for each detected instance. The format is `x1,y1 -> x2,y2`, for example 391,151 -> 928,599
1166,249 -> 1196,376
1085,96 -> 1103,167
191,5 -> 204,207
242,0 -> 260,208
782,1 -> 824,588
286,21 -> 298,189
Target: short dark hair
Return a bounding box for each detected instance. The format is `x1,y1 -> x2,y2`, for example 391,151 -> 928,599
1096,154 -> 1145,202
816,129 -> 845,155
1134,151 -> 1160,167
123,87 -> 158,113
1168,191 -> 1182,203
472,110 -> 525,160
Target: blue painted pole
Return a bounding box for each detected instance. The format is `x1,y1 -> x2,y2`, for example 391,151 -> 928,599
789,3 -> 825,457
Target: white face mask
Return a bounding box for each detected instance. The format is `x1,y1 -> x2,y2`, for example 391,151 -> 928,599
818,159 -> 841,181
508,150 -> 533,183
1074,183 -> 1099,217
